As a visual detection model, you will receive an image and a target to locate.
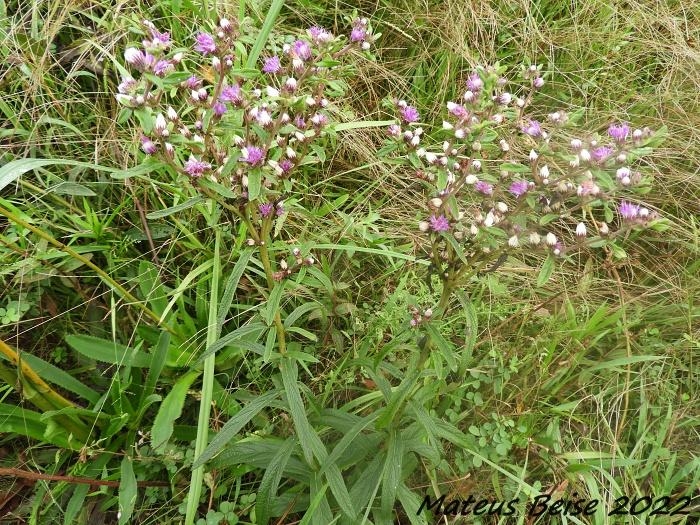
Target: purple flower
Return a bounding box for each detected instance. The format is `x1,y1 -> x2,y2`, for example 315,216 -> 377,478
447,102 -> 468,118
195,33 -> 216,55
262,55 -> 281,74
592,146 -> 614,163
240,146 -> 265,166
509,180 -> 529,197
466,72 -> 483,92
153,59 -> 174,77
146,30 -> 171,50
400,106 -> 419,123
276,203 -> 285,216
140,135 -> 157,155
124,48 -> 155,71
294,116 -> 306,129
220,84 -> 242,105
291,40 -> 312,60
259,203 -> 274,217
279,158 -> 294,173
618,201 -> 640,220
212,100 -> 227,116
350,27 -> 367,42
429,215 -> 450,232
608,123 -> 630,143
183,75 -> 202,89
521,120 -> 542,138
118,76 -> 137,94
184,156 -> 211,177
475,181 -> 493,195
308,26 -> 333,44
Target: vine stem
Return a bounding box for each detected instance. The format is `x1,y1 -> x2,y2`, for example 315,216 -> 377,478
258,217 -> 287,355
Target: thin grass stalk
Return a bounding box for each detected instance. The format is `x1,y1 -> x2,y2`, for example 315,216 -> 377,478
0,204 -> 174,334
185,219 -> 221,525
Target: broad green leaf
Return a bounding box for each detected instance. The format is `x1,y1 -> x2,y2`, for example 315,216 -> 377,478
500,162 -> 531,173
397,483 -> 430,525
138,261 -> 168,317
217,249 -> 254,332
152,371 -> 200,453
65,335 -> 151,368
264,282 -> 285,327
380,429 -> 404,519
197,322 -> 267,363
537,254 -> 555,287
50,182 -> 96,196
245,0 -> 284,68
19,353 -> 100,404
142,331 -> 171,406
425,324 -> 457,372
146,197 -> 204,219
0,159 -> 112,192
376,368 -> 420,429
118,457 -> 137,525
255,438 -> 296,525
247,170 -> 261,200
283,301 -> 322,328
193,390 -> 279,468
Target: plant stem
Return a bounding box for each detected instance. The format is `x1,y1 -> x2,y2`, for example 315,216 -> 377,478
185,218 -> 221,525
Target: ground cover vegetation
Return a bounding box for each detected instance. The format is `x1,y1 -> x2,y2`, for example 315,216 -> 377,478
0,0 -> 698,523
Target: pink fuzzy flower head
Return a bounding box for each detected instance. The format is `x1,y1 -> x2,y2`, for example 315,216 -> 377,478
195,33 -> 216,55
140,135 -> 157,155
153,59 -> 174,77
279,158 -> 294,173
182,75 -> 202,90
618,201 -> 640,220
240,146 -> 265,166
184,156 -> 211,177
466,72 -> 483,92
509,180 -> 529,197
308,26 -> 333,45
592,146 -> 614,163
212,100 -> 227,116
291,40 -> 312,60
220,84 -> 242,105
475,181 -> 493,195
262,56 -> 281,74
521,120 -> 543,138
259,203 -> 274,217
429,215 -> 450,232
608,123 -> 630,143
400,106 -> 419,123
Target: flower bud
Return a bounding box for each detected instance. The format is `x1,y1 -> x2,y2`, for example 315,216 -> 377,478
508,235 -> 519,247
418,221 -> 430,232
529,149 -> 539,162
529,232 -> 541,245
546,232 -> 557,246
579,149 -> 591,162
429,197 -> 443,208
576,222 -> 587,237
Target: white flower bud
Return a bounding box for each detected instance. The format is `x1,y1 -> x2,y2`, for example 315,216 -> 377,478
529,149 -> 538,161
429,197 -> 443,208
135,94 -> 145,105
576,222 -> 587,237
212,56 -> 221,70
540,165 -> 550,178
546,232 -> 557,246
305,96 -> 316,106
499,139 -> 510,152
484,212 -> 495,227
470,224 -> 479,235
410,135 -> 420,147
508,235 -> 519,247
266,86 -> 280,97
600,222 -> 609,235
424,152 -> 437,164
285,77 -> 297,91
471,160 -> 481,171
579,149 -> 591,162
529,232 -> 541,245
463,90 -> 475,102
455,128 -> 466,139
443,120 -> 454,130
465,174 -> 478,184
496,202 -> 508,213
418,221 -> 430,232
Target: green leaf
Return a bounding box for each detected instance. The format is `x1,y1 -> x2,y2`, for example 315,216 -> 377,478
283,301 -> 322,328
19,353 -> 100,405
0,158 -> 113,192
198,323 -> 267,363
334,120 -> 395,131
255,438 -> 296,525
142,331 -> 171,404
247,170 -> 261,201
500,162 -> 531,173
217,249 -> 254,332
376,368 -> 420,430
425,324 -> 457,372
246,0 -> 284,68
380,429 -> 404,519
138,261 -> 168,317
151,371 -> 200,453
192,390 -> 279,468
537,254 -> 555,287
264,282 -> 285,327
65,335 -> 151,368
146,197 -> 205,219
50,182 -> 96,196
118,457 -> 137,525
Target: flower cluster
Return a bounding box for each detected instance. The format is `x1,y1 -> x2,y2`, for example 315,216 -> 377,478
117,18 -> 374,241
381,64 -> 665,285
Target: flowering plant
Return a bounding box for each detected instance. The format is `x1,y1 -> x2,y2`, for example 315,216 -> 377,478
380,63 -> 667,317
